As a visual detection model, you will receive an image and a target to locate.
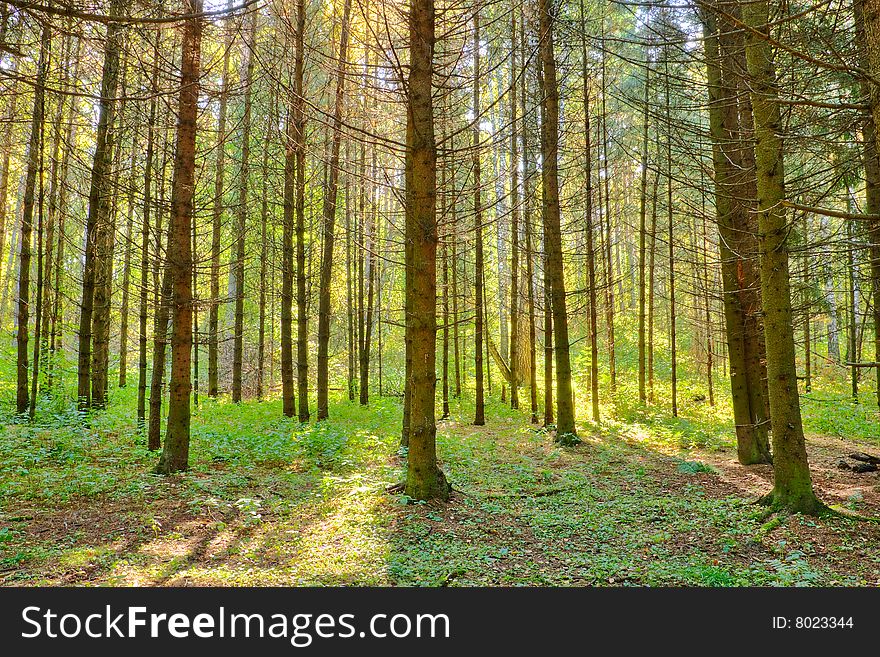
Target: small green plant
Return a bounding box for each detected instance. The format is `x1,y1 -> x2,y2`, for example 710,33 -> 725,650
676,460 -> 717,475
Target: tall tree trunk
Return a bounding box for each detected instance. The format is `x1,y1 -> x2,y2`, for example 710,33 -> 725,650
27,72 -> 47,420
451,185 -> 461,399
743,0 -> 822,513
118,145 -> 137,388
523,15 -> 538,425
855,0 -> 880,408
359,142 -> 377,406
148,133 -> 172,452
637,46 -> 650,405
156,0 -> 202,475
257,118 -> 269,401
91,58 -> 128,409
76,0 -> 127,410
209,3 -> 232,399
508,12 -> 520,411
138,23 -> 160,427
648,164 -> 658,403
599,21 -> 616,395
537,0 -> 576,439
472,10 -> 486,426
295,0 -> 309,422
16,23 -> 49,415
664,46 -> 677,418
701,5 -> 771,464
403,0 -> 449,501
281,20 -> 298,418
316,0 -> 353,420
578,0 -> 599,421
232,11 -> 257,403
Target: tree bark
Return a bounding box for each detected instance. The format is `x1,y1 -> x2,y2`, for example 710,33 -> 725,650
156,0 -> 202,474
316,0 -> 353,420
232,10 -> 257,403
403,0 -> 449,501
742,0 -> 822,513
76,0 -> 127,410
473,10 -> 486,426
537,0 -> 576,439
208,2 -> 232,399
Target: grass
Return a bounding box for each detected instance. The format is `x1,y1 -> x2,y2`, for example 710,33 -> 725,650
1,343 -> 880,586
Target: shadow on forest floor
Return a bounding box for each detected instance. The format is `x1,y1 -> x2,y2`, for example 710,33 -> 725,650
1,394 -> 879,586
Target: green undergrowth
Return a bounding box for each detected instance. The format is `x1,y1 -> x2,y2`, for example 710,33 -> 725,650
1,347 -> 879,586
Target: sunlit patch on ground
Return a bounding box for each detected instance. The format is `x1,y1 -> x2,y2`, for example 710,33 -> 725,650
1,391 -> 879,587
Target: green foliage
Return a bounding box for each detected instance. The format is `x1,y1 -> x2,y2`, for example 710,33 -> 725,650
676,460 -> 717,475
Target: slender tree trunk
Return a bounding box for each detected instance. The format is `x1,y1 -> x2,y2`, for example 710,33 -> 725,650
257,120 -> 269,401
77,0 -> 127,410
600,22 -> 616,396
49,40 -> 82,389
403,0 -> 449,501
232,11 -> 257,403
803,214 -> 812,393
743,0 -> 822,513
16,23 -> 49,415
119,146 -> 137,388
508,12 -> 520,410
208,6 -> 231,399
0,60 -> 18,303
473,10 -> 485,426
281,28 -> 297,418
451,194 -> 461,399
316,0 -> 353,420
359,145 -> 377,405
664,47 -> 677,418
648,165 -> 658,403
637,47 -> 650,405
577,0 -> 599,422
537,0 -> 575,439
28,91 -> 46,420
91,58 -> 128,408
138,24 -> 160,427
148,136 -> 172,452
156,0 -> 202,474
855,0 -> 880,408
295,0 -> 309,421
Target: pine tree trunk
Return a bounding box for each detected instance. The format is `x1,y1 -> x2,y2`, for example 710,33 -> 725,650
281,25 -> 297,418
537,0 -> 576,439
76,0 -> 126,410
637,46 -> 650,405
138,25 -> 160,427
579,0 -> 600,421
742,0 -> 822,513
403,0 -> 449,502
257,119 -> 269,401
316,0 -> 353,420
855,0 -> 880,408
473,10 -> 486,427
156,0 -> 202,475
701,5 -> 771,464
508,12 -> 520,411
209,6 -> 232,399
16,23 -> 49,415
295,0 -> 309,422
232,11 -> 257,403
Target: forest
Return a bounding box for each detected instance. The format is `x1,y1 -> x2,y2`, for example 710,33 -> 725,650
0,0 -> 879,588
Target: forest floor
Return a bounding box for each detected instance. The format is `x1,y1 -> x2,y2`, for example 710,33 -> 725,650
1,390 -> 879,587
